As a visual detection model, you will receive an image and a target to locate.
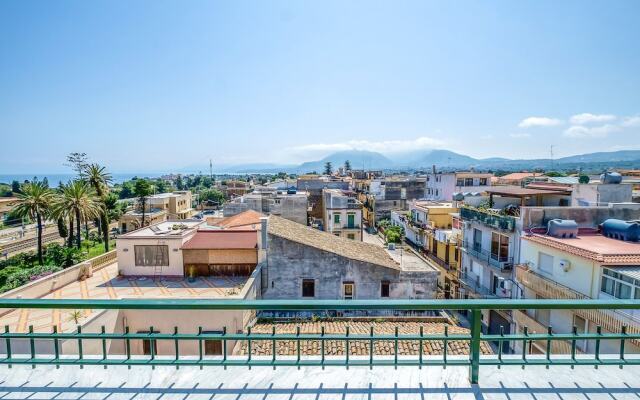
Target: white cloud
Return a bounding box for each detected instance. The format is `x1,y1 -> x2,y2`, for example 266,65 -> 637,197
509,133 -> 531,138
517,117 -> 563,128
569,113 -> 617,125
563,124 -> 621,138
287,136 -> 446,155
621,116 -> 640,127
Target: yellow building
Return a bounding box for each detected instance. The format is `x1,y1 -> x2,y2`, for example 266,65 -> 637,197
401,201 -> 461,298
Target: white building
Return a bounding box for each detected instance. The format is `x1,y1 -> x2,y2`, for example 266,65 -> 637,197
425,172 -> 492,201
322,189 -> 363,240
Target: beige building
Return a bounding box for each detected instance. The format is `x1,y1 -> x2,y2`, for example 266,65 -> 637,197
322,188 -> 363,240
119,191 -> 193,232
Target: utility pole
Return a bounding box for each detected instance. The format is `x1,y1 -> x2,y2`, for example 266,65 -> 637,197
209,159 -> 213,182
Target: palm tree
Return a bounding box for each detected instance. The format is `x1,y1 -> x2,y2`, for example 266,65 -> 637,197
54,181 -> 101,249
82,163 -> 113,251
133,179 -> 152,228
12,181 -> 55,264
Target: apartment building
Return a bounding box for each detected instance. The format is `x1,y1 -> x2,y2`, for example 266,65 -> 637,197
391,201 -> 461,297
321,188 -> 363,240
296,175 -> 350,220
362,176 -> 426,226
425,171 -> 493,201
516,222 -> 640,354
118,191 -> 194,232
224,187 -> 309,225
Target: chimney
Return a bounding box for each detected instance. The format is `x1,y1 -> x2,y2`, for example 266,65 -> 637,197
260,217 -> 269,250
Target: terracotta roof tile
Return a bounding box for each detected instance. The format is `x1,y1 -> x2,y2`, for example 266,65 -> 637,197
236,321 -> 492,356
523,233 -> 640,265
211,210 -> 263,229
181,230 -> 258,250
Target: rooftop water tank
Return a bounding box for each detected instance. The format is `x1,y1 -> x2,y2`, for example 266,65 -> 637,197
600,171 -> 622,184
452,192 -> 465,201
547,219 -> 578,238
600,219 -> 640,242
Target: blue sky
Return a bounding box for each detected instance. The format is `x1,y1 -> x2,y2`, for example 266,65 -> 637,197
1,0 -> 639,173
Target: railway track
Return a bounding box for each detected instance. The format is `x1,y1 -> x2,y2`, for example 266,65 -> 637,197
0,231 -> 64,256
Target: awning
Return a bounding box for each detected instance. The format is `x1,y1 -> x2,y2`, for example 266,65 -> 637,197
605,265 -> 640,281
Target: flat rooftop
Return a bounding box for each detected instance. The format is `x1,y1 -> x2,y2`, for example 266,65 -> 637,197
524,231 -> 640,264
120,220 -> 203,237
486,186 -> 570,196
0,361 -> 637,400
0,262 -> 249,333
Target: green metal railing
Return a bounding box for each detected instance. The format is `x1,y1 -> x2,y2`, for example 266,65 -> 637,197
0,299 -> 639,384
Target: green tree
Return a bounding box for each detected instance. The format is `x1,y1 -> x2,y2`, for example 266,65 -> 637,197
54,181 -> 101,249
579,175 -> 590,184
175,175 -> 184,190
65,152 -> 89,177
133,179 -> 152,228
200,188 -> 225,205
11,180 -> 20,194
324,162 -> 333,175
344,160 -> 351,171
12,181 -> 55,264
82,163 -> 113,252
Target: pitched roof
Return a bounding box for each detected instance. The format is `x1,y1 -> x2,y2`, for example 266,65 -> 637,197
267,215 -> 400,270
211,210 -> 263,230
181,230 -> 258,250
236,321 -> 492,356
523,232 -> 640,265
498,172 -> 545,181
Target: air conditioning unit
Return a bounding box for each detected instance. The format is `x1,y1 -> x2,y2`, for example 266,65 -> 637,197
559,259 -> 571,272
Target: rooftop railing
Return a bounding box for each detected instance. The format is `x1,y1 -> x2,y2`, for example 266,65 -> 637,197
460,207 -> 515,231
0,299 -> 639,384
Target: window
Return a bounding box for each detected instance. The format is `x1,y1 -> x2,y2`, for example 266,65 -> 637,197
134,245 -> 169,266
479,178 -> 488,186
138,330 -> 159,355
538,252 -> 554,274
381,281 -> 390,297
343,282 -> 355,300
600,267 -> 637,299
456,178 -> 464,186
347,233 -> 355,240
302,279 -> 315,297
203,331 -> 223,355
490,233 -> 509,261
465,178 -> 474,186
334,214 -> 341,224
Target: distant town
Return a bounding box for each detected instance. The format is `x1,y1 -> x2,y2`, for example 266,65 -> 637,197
0,151 -> 639,364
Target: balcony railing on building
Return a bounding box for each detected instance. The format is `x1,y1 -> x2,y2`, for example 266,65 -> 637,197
1,298 -> 638,385
462,241 -> 514,271
516,265 -> 640,347
460,207 -> 515,231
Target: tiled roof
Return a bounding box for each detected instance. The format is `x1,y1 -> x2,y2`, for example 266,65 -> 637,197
182,230 -> 258,250
212,210 -> 263,230
524,233 -> 640,265
267,215 -> 400,270
236,321 -> 492,356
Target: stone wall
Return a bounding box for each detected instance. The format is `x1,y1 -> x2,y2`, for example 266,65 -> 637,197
262,235 -> 437,300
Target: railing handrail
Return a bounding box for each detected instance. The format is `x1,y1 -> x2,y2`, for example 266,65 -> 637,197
1,298 -> 639,310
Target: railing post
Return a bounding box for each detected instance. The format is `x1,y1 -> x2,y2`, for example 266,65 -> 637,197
469,309 -> 482,384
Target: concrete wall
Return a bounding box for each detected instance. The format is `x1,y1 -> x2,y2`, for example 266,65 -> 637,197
116,235 -> 192,276
519,205 -> 640,230
262,235 -> 437,300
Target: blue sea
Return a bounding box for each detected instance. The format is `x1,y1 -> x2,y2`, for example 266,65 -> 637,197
0,173 -> 161,186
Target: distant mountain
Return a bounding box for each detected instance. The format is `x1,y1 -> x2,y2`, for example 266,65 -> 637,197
188,149 -> 640,174
296,150 -> 395,173
396,149 -> 479,169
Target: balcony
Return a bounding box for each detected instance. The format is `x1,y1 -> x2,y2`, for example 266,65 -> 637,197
460,207 -> 515,231
462,241 -> 514,271
516,265 -> 640,346
0,298 -> 638,397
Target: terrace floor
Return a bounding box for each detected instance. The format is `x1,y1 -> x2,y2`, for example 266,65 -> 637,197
0,262 -> 249,333
0,359 -> 638,400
